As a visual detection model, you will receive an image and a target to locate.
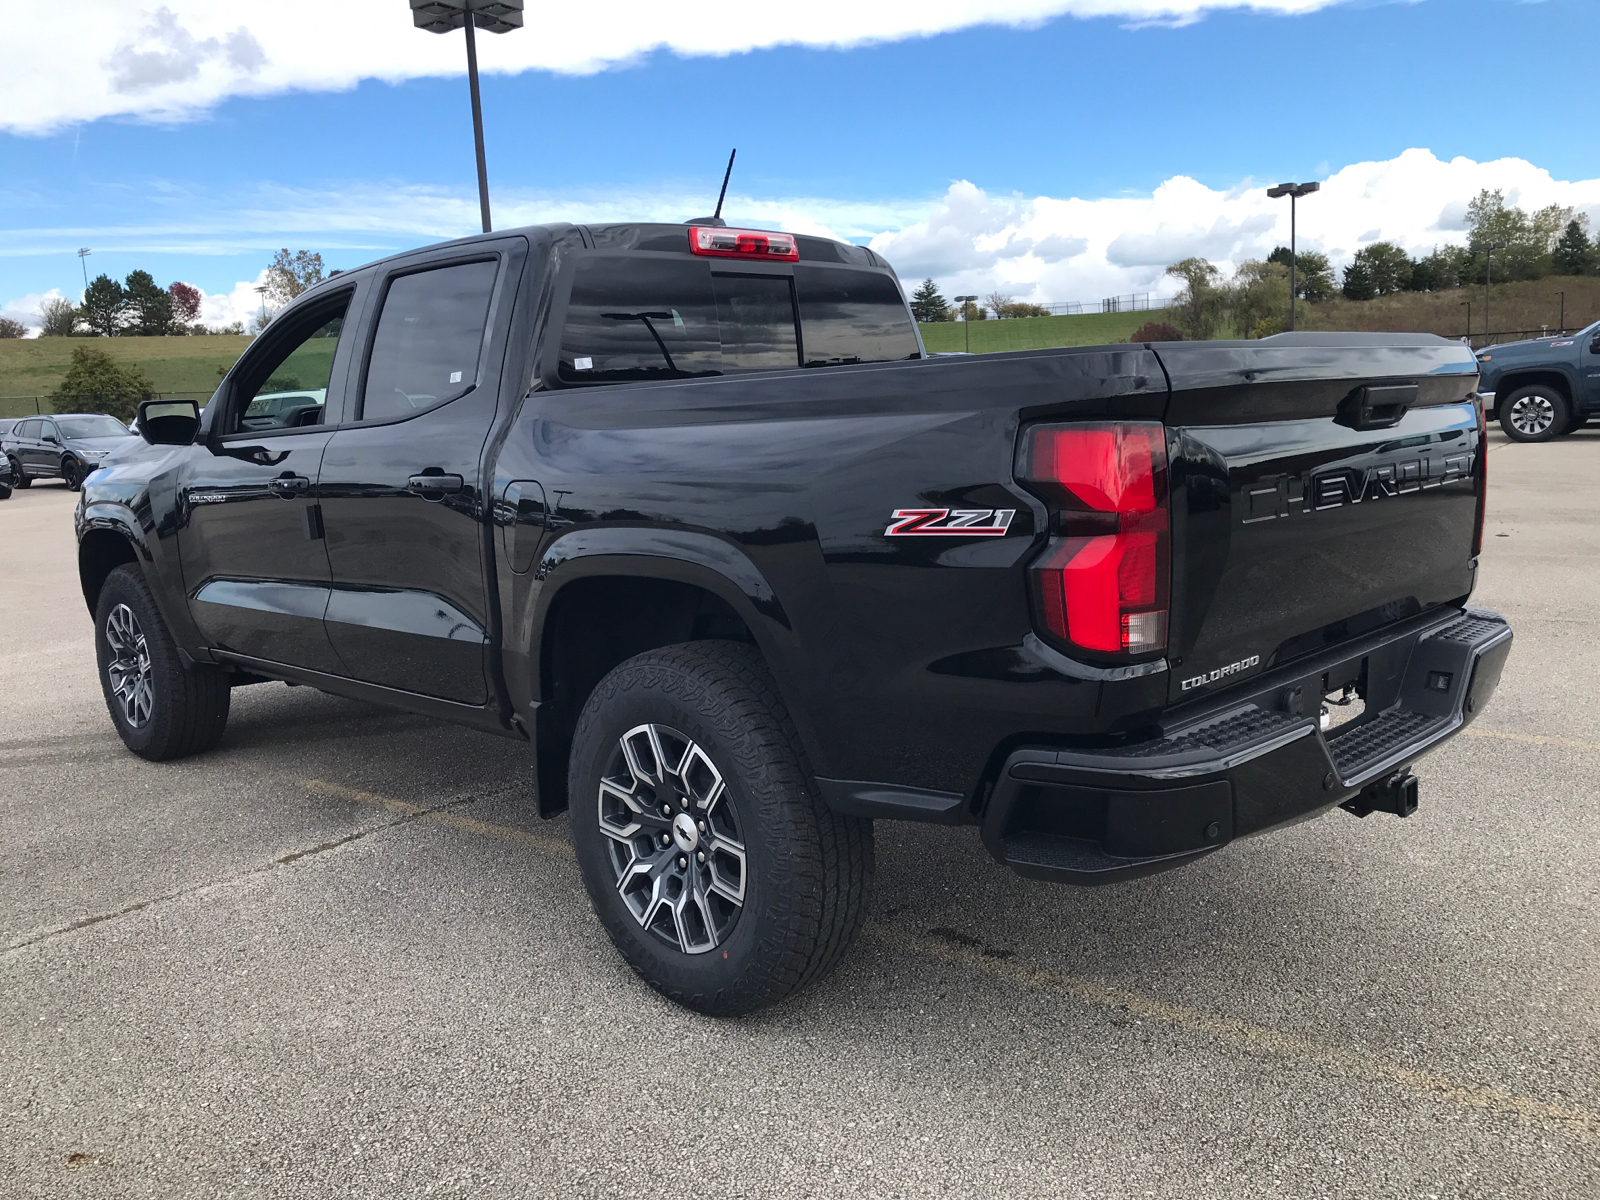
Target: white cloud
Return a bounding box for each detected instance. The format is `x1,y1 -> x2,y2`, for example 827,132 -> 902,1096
5,0 -> 1345,134
8,149 -> 1600,322
0,289 -> 66,336
870,148 -> 1600,305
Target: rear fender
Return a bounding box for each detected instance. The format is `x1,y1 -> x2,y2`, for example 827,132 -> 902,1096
507,526 -> 822,812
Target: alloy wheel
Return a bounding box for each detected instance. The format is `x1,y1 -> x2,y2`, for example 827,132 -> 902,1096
1508,393 -> 1556,437
105,602 -> 153,727
597,723 -> 747,955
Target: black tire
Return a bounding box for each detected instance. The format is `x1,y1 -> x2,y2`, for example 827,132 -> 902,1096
8,455 -> 30,488
569,641 -> 873,1016
62,456 -> 83,491
1498,385 -> 1569,442
94,563 -> 230,760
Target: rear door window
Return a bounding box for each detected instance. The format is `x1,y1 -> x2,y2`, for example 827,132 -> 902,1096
361,259 -> 499,423
796,265 -> 919,368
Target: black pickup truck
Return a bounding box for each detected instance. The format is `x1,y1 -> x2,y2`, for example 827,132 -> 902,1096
77,221 -> 1511,1014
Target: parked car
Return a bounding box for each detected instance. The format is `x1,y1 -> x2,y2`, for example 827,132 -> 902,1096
6,413 -> 138,490
76,221 -> 1510,1014
0,446 -> 13,499
1475,319 -> 1600,441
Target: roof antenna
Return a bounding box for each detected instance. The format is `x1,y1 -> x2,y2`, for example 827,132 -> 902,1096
689,149 -> 736,227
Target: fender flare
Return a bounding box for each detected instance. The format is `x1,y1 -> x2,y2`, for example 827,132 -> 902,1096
78,501 -> 211,663
522,526 -> 834,809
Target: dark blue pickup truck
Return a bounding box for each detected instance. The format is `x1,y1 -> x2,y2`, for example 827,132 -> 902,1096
1478,319 -> 1600,441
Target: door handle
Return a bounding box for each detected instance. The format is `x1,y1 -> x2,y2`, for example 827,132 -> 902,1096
407,472 -> 465,496
267,473 -> 311,498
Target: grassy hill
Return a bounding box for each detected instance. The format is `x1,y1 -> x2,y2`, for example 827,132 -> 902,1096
1296,275 -> 1600,342
0,336 -> 254,418
917,309 -> 1157,354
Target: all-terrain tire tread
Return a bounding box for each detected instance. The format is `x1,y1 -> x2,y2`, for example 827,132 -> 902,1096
570,640 -> 872,1015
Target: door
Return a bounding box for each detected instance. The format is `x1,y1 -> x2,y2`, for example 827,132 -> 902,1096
318,254 -> 509,703
1582,325 -> 1600,411
178,290 -> 357,674
27,419 -> 60,475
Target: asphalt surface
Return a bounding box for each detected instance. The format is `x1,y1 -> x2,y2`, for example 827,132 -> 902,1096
2,430 -> 1597,1199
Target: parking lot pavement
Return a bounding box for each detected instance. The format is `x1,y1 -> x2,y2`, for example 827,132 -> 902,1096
2,437 -> 1597,1200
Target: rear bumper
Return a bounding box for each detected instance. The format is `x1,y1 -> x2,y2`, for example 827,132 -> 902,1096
981,607 -> 1512,885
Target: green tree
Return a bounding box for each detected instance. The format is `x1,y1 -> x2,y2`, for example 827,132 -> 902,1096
1164,257 -> 1225,340
1342,242 -> 1412,300
81,273 -> 127,337
1553,219 -> 1594,276
49,345 -> 153,422
1267,246 -> 1335,302
1228,260 -> 1291,338
1463,189 -> 1557,282
123,270 -> 175,336
1408,245 -> 1468,292
264,249 -> 326,306
0,317 -> 26,338
38,297 -> 81,336
909,278 -> 950,322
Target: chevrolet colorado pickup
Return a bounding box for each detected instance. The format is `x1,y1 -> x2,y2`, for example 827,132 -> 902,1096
1475,319 -> 1600,441
77,222 -> 1511,1014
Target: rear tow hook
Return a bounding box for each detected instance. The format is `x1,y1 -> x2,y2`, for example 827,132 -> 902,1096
1341,771 -> 1419,819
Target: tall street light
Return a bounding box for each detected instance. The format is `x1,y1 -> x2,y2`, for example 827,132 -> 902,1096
1459,300 -> 1471,343
1266,181 -> 1319,331
411,1 -> 524,234
77,247 -> 91,295
953,296 -> 977,353
1556,290 -> 1565,333
1474,239 -> 1506,344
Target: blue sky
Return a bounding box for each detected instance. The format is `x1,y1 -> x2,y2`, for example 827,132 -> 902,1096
3,0 -> 1597,328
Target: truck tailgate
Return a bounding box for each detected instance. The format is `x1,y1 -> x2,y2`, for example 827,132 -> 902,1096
1155,335 -> 1483,704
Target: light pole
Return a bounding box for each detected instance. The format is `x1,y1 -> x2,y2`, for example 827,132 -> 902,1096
1266,182 -> 1319,331
953,295 -> 977,353
77,247 -> 91,295
1474,239 -> 1506,343
253,285 -> 267,331
1556,290 -> 1565,333
411,0 -> 524,234
1460,300 -> 1471,344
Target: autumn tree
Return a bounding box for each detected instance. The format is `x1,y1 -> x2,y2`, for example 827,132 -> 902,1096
985,291 -> 1014,319
264,249 -> 326,307
0,317 -> 26,338
169,281 -> 203,327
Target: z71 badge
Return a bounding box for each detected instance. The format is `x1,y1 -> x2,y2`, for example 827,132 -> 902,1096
885,508 -> 1016,536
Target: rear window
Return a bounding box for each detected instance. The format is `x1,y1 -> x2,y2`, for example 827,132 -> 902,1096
795,265 -> 919,368
558,254 -> 918,385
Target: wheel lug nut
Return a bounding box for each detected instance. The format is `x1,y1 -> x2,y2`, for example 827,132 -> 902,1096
661,804 -> 671,816
677,856 -> 687,869
659,833 -> 670,847
697,820 -> 706,833
696,851 -> 706,864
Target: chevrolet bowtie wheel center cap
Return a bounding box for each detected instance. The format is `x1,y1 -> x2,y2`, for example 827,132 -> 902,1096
672,811 -> 699,853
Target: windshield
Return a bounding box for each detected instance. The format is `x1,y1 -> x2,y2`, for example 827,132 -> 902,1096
58,417 -> 134,439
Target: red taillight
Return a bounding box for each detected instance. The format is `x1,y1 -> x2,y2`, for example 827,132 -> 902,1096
1472,395 -> 1487,556
688,225 -> 800,262
1019,423 -> 1170,657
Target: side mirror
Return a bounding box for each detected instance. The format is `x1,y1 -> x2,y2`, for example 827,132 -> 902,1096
1590,336 -> 1600,355
137,399 -> 201,446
